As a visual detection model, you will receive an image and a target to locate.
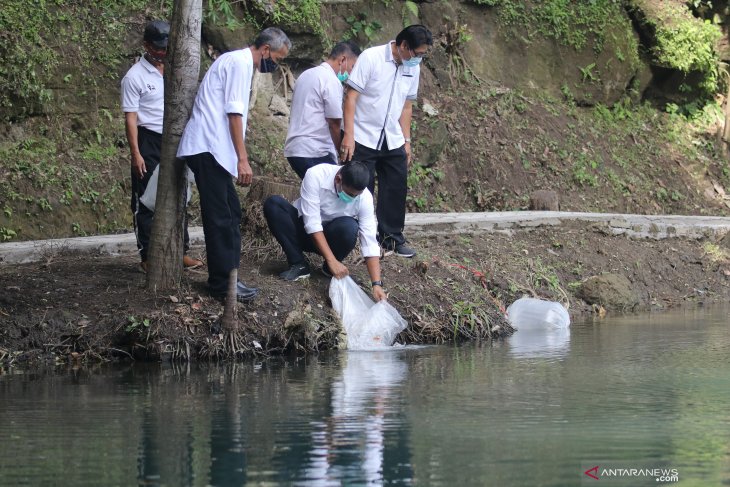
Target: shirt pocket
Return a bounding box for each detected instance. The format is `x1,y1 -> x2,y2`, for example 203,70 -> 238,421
397,75 -> 413,97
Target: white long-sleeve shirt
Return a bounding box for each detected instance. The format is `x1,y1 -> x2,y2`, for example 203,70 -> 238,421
293,164 -> 380,258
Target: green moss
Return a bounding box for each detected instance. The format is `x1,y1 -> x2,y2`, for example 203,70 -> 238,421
486,0 -> 640,76
652,5 -> 721,96
0,0 -> 169,121
271,0 -> 323,35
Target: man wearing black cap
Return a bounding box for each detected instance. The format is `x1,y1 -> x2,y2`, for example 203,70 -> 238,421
121,20 -> 202,273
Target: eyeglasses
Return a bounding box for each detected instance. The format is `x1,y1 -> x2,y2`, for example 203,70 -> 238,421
409,48 -> 429,59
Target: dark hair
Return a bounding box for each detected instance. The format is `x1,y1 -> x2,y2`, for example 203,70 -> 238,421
329,40 -> 361,59
341,161 -> 370,191
395,24 -> 433,50
253,27 -> 292,51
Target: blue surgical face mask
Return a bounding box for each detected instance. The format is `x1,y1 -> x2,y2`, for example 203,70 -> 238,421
398,46 -> 423,68
336,59 -> 349,83
260,49 -> 278,73
403,56 -> 422,67
338,190 -> 357,204
336,180 -> 358,203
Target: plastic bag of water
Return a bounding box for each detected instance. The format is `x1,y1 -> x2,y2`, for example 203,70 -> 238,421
329,276 -> 407,350
506,297 -> 570,330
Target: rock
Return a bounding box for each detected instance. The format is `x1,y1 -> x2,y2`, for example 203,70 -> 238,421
419,119 -> 449,167
422,101 -> 439,116
577,274 -> 640,311
269,94 -> 290,116
529,190 -> 560,211
719,231 -> 730,250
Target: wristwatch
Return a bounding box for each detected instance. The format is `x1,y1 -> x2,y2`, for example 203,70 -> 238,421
371,280 -> 384,288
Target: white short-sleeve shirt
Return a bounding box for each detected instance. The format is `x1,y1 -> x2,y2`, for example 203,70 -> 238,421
292,164 -> 380,258
346,42 -> 420,150
177,48 -> 254,177
284,63 -> 343,160
120,56 -> 164,134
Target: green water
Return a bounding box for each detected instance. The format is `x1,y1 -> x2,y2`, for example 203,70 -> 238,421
1,306 -> 728,486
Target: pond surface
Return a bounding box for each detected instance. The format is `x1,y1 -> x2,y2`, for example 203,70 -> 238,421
1,306 -> 729,486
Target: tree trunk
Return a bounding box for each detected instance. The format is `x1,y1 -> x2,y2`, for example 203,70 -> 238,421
147,0 -> 202,291
221,269 -> 238,331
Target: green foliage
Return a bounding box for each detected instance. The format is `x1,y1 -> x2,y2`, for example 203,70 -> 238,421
344,13 -> 383,45
470,0 -> 501,5
270,0 -> 324,36
407,164 -> 445,210
0,1 -> 59,117
205,0 -> 242,29
0,0 -> 169,121
494,0 -> 636,58
652,5 -> 721,97
126,315 -> 150,333
402,0 -> 419,27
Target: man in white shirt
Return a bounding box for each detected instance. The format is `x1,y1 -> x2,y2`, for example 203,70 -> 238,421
263,162 -> 387,302
177,27 -> 291,302
341,25 -> 433,259
121,20 -> 202,273
284,41 -> 361,179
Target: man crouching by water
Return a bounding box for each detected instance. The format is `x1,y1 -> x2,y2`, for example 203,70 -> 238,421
263,161 -> 387,302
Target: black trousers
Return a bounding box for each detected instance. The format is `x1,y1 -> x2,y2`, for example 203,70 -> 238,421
352,139 -> 407,247
286,155 -> 337,180
263,195 -> 359,266
186,152 -> 241,294
130,127 -> 190,262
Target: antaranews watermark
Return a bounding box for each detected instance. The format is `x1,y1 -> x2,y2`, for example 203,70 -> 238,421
581,462 -> 679,485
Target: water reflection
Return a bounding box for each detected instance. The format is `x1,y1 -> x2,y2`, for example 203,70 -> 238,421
507,328 -> 571,358
1,306 -> 729,486
302,351 -> 409,486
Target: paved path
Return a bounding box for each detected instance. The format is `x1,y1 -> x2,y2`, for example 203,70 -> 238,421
2,211 -> 729,265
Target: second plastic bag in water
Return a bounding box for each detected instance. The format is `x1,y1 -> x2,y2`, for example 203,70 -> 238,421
329,276 -> 407,350
506,297 -> 570,330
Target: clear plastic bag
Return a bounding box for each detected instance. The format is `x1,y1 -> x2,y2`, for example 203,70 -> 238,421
329,276 -> 407,350
506,297 -> 570,330
139,166 -> 195,211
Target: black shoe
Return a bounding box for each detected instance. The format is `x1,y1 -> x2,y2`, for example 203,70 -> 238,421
279,263 -> 310,281
321,264 -> 333,278
211,281 -> 259,302
394,242 -> 416,258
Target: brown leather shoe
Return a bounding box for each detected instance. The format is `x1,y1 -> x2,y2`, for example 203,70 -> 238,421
183,255 -> 203,268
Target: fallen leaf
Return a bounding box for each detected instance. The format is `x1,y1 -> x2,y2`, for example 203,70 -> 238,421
169,295 -> 179,303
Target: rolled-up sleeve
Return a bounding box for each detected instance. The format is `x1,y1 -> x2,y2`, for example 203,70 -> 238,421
357,191 -> 380,257
223,58 -> 250,115
300,172 -> 324,234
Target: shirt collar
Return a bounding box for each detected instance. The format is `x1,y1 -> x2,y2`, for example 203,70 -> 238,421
384,41 -> 397,64
140,55 -> 160,74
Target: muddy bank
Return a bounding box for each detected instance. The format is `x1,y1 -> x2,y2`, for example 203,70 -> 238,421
2,217 -> 729,367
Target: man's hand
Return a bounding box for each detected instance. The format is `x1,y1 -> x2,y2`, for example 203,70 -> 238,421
328,260 -> 349,279
404,141 -> 412,166
132,153 -> 146,179
341,133 -> 355,162
236,157 -> 253,186
372,285 -> 387,302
